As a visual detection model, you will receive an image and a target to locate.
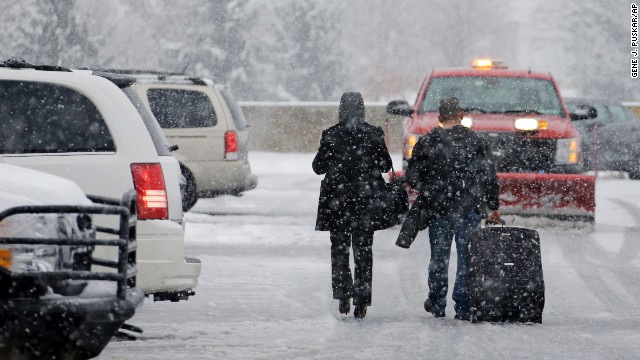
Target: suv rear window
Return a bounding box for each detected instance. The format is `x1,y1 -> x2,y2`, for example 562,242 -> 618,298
0,80 -> 115,154
147,88 -> 217,128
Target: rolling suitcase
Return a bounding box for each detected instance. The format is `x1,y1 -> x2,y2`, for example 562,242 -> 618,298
467,224 -> 545,323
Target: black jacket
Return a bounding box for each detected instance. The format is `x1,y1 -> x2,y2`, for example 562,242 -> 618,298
313,93 -> 392,232
406,125 -> 500,217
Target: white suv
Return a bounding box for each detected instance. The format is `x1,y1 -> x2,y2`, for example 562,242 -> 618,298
0,60 -> 200,301
101,71 -> 258,210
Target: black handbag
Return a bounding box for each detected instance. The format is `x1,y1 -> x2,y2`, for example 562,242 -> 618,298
372,166 -> 409,230
395,192 -> 434,248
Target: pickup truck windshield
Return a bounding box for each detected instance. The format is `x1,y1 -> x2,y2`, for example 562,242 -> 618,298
418,76 -> 565,117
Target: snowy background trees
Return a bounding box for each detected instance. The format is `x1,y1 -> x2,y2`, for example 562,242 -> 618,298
0,0 -> 637,102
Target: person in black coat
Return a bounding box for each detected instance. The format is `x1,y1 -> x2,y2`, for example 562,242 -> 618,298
313,92 -> 392,319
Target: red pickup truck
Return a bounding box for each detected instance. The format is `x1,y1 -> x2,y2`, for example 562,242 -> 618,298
387,58 -> 596,222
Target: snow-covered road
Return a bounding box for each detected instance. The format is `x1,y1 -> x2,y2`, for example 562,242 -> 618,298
98,152 -> 640,359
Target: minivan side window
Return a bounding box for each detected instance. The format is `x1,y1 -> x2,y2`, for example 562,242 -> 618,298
147,88 -> 217,128
0,80 -> 115,154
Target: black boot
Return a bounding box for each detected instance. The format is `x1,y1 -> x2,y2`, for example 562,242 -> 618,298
354,305 -> 367,319
424,299 -> 445,318
339,299 -> 350,315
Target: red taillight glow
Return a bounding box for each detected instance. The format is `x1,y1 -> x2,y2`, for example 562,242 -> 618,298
225,131 -> 239,160
131,163 -> 168,220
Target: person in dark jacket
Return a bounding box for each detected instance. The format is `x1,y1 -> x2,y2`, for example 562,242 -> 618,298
406,97 -> 501,321
313,92 -> 392,319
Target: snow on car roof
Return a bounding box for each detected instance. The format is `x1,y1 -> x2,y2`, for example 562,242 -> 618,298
0,163 -> 91,212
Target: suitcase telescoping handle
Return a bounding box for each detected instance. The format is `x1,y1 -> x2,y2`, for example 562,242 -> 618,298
484,218 -> 506,227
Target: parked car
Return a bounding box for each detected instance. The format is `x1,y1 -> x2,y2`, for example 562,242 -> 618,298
0,59 -> 200,302
0,162 -> 142,359
565,97 -> 640,178
97,70 -> 258,211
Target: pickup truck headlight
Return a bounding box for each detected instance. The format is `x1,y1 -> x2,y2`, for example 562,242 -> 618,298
9,245 -> 59,272
555,137 -> 581,165
462,116 -> 473,128
515,118 -> 549,131
0,214 -> 71,272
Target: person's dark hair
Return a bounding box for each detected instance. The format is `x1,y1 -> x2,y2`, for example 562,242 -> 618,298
438,97 -> 462,120
339,92 -> 365,123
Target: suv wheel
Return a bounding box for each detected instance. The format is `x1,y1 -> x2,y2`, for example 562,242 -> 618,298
628,165 -> 640,180
181,166 -> 198,211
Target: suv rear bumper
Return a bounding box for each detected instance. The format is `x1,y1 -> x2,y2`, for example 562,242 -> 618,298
137,256 -> 201,295
137,218 -> 201,294
188,159 -> 257,194
0,288 -> 144,357
94,220 -> 201,295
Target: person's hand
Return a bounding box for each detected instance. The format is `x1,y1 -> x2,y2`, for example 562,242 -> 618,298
486,210 -> 502,225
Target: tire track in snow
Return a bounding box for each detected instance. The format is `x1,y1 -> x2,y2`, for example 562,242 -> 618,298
556,232 -> 636,317
395,231 -> 499,359
554,199 -> 640,318
594,200 -> 640,306
607,199 -> 640,264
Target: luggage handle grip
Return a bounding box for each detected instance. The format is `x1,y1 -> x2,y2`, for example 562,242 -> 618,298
484,218 -> 506,227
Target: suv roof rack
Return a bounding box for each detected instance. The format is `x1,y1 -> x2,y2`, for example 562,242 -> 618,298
1,58 -> 72,72
91,71 -> 137,88
93,68 -> 213,86
94,68 -> 184,76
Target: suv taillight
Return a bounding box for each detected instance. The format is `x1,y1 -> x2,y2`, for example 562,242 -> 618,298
131,163 -> 168,220
225,131 -> 239,160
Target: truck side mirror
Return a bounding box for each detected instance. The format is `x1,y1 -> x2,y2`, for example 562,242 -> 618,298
386,100 -> 413,117
570,105 -> 598,121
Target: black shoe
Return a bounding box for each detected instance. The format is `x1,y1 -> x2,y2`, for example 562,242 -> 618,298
339,299 -> 350,315
454,313 -> 471,321
424,299 -> 445,318
354,305 -> 367,319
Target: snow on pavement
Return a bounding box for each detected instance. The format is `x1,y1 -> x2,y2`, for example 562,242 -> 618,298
98,152 -> 640,359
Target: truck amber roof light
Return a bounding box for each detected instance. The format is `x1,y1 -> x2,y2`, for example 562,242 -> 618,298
472,58 -> 507,70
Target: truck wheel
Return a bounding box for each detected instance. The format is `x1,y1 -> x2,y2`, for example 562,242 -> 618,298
181,166 -> 198,211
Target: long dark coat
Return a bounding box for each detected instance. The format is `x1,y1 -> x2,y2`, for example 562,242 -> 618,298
313,93 -> 392,232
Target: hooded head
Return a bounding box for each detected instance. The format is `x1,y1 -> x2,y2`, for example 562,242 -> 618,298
339,92 -> 365,124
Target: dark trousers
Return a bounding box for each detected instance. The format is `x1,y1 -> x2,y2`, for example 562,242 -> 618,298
330,229 -> 374,306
